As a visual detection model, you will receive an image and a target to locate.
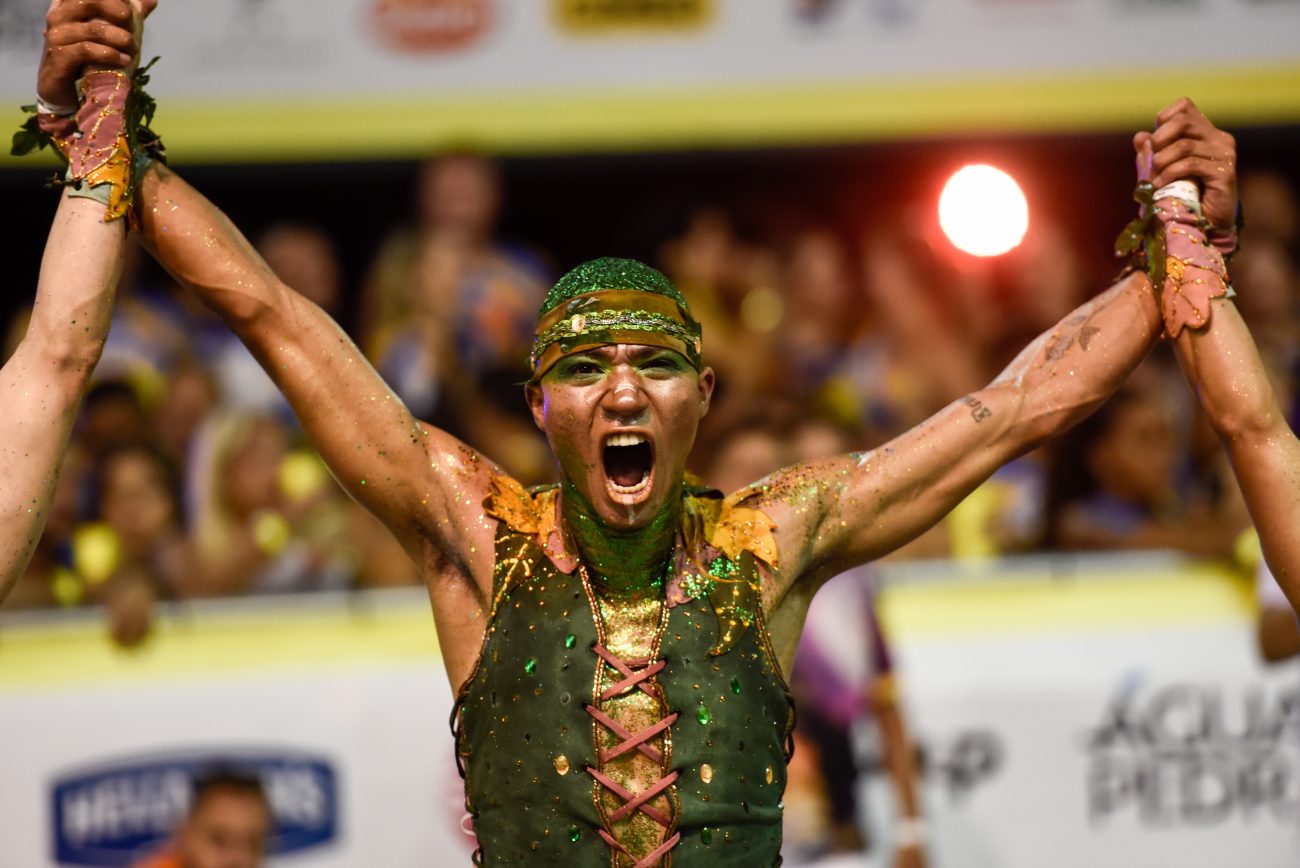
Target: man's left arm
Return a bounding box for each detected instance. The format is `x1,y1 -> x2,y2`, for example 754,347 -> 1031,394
750,267 -> 1160,590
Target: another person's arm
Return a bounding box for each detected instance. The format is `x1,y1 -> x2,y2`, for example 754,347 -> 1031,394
0,192 -> 124,599
1,0 -> 157,600
1172,302 -> 1300,605
1137,98 -> 1300,607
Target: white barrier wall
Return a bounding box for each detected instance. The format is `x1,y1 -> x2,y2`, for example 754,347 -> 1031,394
877,555 -> 1300,868
0,592 -> 470,867
1,557 -> 1297,866
2,0 -> 1299,160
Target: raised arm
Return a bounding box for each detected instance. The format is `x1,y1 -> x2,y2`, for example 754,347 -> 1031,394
1172,302 -> 1300,602
0,0 -> 157,600
1133,101 -> 1300,604
131,162 -> 499,553
31,6 -> 508,589
0,192 -> 123,601
749,101 -> 1238,620
749,267 -> 1160,596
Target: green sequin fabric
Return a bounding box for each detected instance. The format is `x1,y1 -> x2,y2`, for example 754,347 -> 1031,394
539,257 -> 692,318
452,508 -> 794,866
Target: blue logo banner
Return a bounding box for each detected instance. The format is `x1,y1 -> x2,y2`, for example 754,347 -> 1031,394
51,748 -> 339,866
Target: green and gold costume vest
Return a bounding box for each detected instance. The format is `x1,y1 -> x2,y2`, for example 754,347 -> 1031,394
453,478 -> 795,867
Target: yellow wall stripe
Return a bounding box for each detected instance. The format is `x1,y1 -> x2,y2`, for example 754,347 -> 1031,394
5,63 -> 1300,166
878,564 -> 1255,640
1,565 -> 1254,692
0,604 -> 442,694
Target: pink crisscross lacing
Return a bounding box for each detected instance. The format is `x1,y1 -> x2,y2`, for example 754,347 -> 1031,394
585,642 -> 681,868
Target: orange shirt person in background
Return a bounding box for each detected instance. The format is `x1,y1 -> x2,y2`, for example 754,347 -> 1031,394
134,769 -> 271,868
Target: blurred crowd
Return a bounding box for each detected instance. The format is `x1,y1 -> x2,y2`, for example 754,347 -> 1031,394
4,153 -> 1299,652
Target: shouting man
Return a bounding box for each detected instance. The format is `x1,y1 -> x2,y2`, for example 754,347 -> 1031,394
35,3 -> 1239,864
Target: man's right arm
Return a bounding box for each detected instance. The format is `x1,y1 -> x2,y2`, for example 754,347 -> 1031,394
38,1 -> 503,572
134,162 -> 500,565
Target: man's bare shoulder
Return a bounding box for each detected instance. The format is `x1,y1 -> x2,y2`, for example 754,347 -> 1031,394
391,422 -> 505,574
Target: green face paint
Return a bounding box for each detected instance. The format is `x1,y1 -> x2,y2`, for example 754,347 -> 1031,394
559,478 -> 680,593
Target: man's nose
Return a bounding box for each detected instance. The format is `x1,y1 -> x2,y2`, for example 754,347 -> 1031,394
601,370 -> 649,421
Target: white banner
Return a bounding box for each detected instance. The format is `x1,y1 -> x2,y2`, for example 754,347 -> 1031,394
1,0 -> 1298,160
1,560 -> 1298,866
0,592 -> 472,867
878,556 -> 1300,868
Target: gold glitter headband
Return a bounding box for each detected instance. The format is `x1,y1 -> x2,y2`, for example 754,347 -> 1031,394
530,290 -> 703,378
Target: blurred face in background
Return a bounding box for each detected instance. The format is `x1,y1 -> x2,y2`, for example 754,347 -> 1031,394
99,449 -> 176,554
220,419 -> 288,520
176,789 -> 270,868
1086,399 -> 1174,509
708,428 -> 784,495
257,224 -> 341,314
417,153 -> 501,243
786,229 -> 853,324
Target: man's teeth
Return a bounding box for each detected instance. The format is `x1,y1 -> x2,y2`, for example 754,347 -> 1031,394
606,432 -> 648,447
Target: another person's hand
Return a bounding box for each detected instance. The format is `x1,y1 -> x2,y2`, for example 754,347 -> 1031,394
38,0 -> 156,108
1133,98 -> 1238,231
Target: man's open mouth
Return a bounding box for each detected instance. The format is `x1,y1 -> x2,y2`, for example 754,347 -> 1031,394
603,432 -> 654,496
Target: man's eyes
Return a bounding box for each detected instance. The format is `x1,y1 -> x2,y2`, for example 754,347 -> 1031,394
557,356 -> 681,377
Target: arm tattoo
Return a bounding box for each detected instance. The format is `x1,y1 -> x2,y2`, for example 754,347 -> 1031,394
1045,312 -> 1102,361
963,395 -> 993,423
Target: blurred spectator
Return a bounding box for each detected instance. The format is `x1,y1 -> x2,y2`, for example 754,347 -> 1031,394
774,228 -> 860,401
660,206 -> 783,403
944,453 -> 1049,560
153,362 -> 219,469
84,444 -> 190,646
134,767 -> 270,868
210,222 -> 344,421
187,413 -> 351,596
1048,377 -> 1242,558
361,152 -> 551,483
821,231 -> 983,442
79,379 -> 152,462
1240,171 -> 1299,248
709,414 -> 926,868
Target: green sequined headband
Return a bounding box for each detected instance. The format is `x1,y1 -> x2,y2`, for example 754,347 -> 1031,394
530,289 -> 703,377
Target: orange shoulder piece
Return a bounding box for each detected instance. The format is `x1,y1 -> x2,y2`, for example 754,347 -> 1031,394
482,475 -> 542,534
699,493 -> 780,569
